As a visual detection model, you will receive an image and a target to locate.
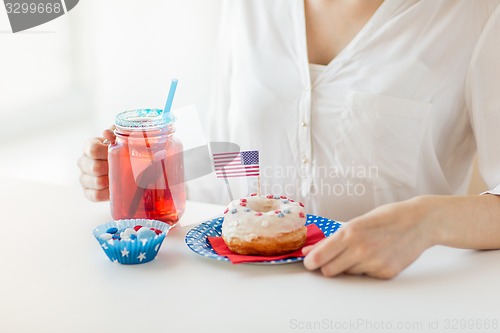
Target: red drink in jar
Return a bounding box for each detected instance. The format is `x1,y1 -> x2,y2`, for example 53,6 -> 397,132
108,109 -> 185,226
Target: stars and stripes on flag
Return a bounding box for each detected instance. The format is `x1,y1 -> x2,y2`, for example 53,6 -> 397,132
213,150 -> 260,178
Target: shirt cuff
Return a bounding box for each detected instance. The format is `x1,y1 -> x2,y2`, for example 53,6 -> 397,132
481,184 -> 500,195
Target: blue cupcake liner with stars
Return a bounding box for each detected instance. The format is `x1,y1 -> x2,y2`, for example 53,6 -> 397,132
93,219 -> 170,265
185,214 -> 342,265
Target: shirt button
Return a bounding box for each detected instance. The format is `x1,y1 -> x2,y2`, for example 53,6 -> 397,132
302,158 -> 308,164
300,122 -> 307,127
304,85 -> 311,92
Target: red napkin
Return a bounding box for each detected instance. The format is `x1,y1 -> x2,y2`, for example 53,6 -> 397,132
208,224 -> 325,264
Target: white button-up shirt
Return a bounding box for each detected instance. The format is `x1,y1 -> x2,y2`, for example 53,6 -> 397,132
190,0 -> 500,221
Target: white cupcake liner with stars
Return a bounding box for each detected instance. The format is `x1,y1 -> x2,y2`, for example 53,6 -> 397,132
93,219 -> 170,265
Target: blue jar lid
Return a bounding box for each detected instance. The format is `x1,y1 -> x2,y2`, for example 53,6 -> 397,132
114,109 -> 175,130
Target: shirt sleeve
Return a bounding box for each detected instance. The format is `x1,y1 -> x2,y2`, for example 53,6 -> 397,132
465,4 -> 500,195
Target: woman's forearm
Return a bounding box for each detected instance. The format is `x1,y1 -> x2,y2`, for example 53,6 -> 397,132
303,193 -> 500,279
419,194 -> 500,250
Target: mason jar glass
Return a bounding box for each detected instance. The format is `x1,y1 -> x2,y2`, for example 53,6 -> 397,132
108,109 -> 185,227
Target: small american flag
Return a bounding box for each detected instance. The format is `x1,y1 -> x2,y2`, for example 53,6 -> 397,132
213,150 -> 260,178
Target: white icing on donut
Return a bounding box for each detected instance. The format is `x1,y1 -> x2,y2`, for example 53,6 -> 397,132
222,194 -> 306,241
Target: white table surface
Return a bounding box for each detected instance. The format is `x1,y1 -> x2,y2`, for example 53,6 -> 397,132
1,177 -> 500,333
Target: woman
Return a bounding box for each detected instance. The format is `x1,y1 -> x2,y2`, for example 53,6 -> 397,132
78,0 -> 500,278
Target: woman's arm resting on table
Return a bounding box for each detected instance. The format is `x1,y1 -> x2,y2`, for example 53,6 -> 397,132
303,194 -> 500,279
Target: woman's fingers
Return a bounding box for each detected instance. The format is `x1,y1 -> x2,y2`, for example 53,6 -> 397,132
78,157 -> 110,202
303,232 -> 346,270
83,188 -> 110,202
302,245 -> 313,256
77,155 -> 108,176
79,173 -> 109,190
78,129 -> 113,202
317,248 -> 359,277
103,126 -> 116,142
83,137 -> 108,160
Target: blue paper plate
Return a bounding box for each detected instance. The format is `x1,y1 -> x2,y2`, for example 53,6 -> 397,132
185,214 -> 342,264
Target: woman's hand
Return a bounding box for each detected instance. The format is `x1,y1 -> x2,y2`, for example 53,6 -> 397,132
302,197 -> 437,279
303,194 -> 500,279
77,127 -> 116,201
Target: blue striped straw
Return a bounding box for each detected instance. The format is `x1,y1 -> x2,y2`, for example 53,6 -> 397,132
163,78 -> 178,120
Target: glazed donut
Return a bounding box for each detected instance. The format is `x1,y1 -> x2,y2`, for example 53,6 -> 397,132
221,194 -> 307,255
